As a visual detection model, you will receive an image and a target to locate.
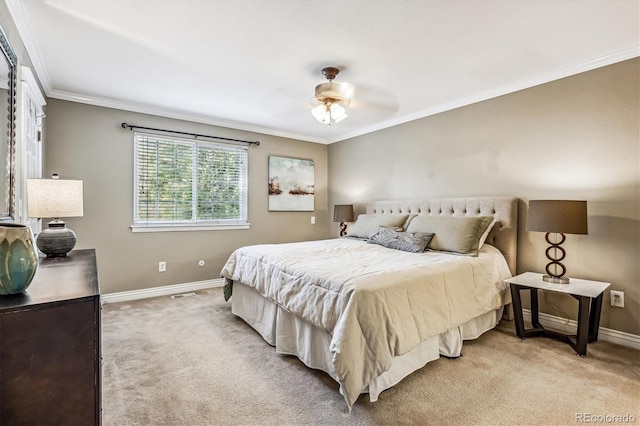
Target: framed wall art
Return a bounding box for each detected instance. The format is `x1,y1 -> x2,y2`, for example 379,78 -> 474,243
268,155 -> 314,211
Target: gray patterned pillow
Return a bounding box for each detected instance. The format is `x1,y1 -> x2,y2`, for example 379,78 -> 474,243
367,227 -> 434,253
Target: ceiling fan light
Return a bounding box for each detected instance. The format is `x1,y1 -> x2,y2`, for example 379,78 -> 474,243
330,103 -> 347,122
311,102 -> 348,125
311,103 -> 331,124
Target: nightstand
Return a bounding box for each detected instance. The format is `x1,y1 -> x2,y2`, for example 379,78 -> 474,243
504,272 -> 610,356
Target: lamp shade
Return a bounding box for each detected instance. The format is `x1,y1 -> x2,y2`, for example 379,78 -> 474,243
526,200 -> 587,235
333,204 -> 354,223
27,179 -> 84,218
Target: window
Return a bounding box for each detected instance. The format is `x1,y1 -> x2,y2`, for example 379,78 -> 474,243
132,133 -> 249,231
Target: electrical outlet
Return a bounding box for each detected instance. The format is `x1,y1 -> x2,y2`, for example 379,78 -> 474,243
610,290 -> 624,308
311,216 -> 316,224
158,261 -> 166,272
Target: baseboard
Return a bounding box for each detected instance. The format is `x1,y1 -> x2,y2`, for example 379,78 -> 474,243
102,278 -> 224,304
522,309 -> 640,351
102,284 -> 638,349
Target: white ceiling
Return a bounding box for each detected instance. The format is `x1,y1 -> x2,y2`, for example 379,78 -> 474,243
7,0 -> 639,144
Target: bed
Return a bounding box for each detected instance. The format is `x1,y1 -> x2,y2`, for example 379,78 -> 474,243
221,197 -> 517,409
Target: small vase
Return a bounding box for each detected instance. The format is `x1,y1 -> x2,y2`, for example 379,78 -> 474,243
0,224 -> 39,295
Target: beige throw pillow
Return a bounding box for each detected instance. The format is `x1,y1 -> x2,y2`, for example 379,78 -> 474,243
406,215 -> 495,256
346,214 -> 408,239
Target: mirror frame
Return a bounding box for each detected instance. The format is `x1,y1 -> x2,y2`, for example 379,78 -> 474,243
0,25 -> 17,223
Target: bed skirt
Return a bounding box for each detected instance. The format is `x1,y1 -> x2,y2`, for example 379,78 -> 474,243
231,282 -> 503,403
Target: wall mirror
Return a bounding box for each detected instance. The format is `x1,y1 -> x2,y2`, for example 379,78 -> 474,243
0,25 -> 17,222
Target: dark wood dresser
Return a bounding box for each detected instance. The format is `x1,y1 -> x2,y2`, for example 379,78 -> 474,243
0,249 -> 101,425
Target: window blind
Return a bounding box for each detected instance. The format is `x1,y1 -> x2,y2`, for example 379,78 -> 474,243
134,133 -> 248,226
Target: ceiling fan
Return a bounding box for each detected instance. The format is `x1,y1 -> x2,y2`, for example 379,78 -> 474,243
311,67 -> 354,125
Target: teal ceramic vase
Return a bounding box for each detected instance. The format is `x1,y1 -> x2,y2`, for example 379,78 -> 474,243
0,224 -> 39,295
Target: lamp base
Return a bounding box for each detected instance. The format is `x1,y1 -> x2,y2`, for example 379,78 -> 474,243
36,219 -> 77,257
543,275 -> 570,284
543,232 -> 570,284
339,222 -> 347,237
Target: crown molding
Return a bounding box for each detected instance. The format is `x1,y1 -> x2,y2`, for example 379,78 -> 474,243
5,0 -> 52,94
327,47 -> 640,144
48,89 -> 330,144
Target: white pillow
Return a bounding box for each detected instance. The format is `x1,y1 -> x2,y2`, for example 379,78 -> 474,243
346,214 -> 408,239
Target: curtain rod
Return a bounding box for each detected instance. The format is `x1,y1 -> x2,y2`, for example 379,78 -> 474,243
121,123 -> 260,146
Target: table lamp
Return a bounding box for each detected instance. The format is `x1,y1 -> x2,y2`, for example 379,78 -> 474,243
526,200 -> 588,284
27,175 -> 84,257
333,204 -> 354,237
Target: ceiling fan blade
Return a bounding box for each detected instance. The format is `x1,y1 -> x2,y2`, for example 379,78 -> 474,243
349,83 -> 399,112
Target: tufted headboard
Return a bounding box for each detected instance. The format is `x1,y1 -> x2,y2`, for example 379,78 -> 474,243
366,197 -> 518,275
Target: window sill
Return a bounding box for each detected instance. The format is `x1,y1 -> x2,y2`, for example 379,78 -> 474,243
130,223 -> 251,233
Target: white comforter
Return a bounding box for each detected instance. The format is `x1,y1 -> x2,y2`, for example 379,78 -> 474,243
221,238 -> 511,408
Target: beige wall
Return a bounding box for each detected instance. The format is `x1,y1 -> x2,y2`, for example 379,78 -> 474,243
328,59 -> 639,336
44,99 -> 329,294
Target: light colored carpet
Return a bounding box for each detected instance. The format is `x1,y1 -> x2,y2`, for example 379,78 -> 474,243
102,288 -> 640,426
